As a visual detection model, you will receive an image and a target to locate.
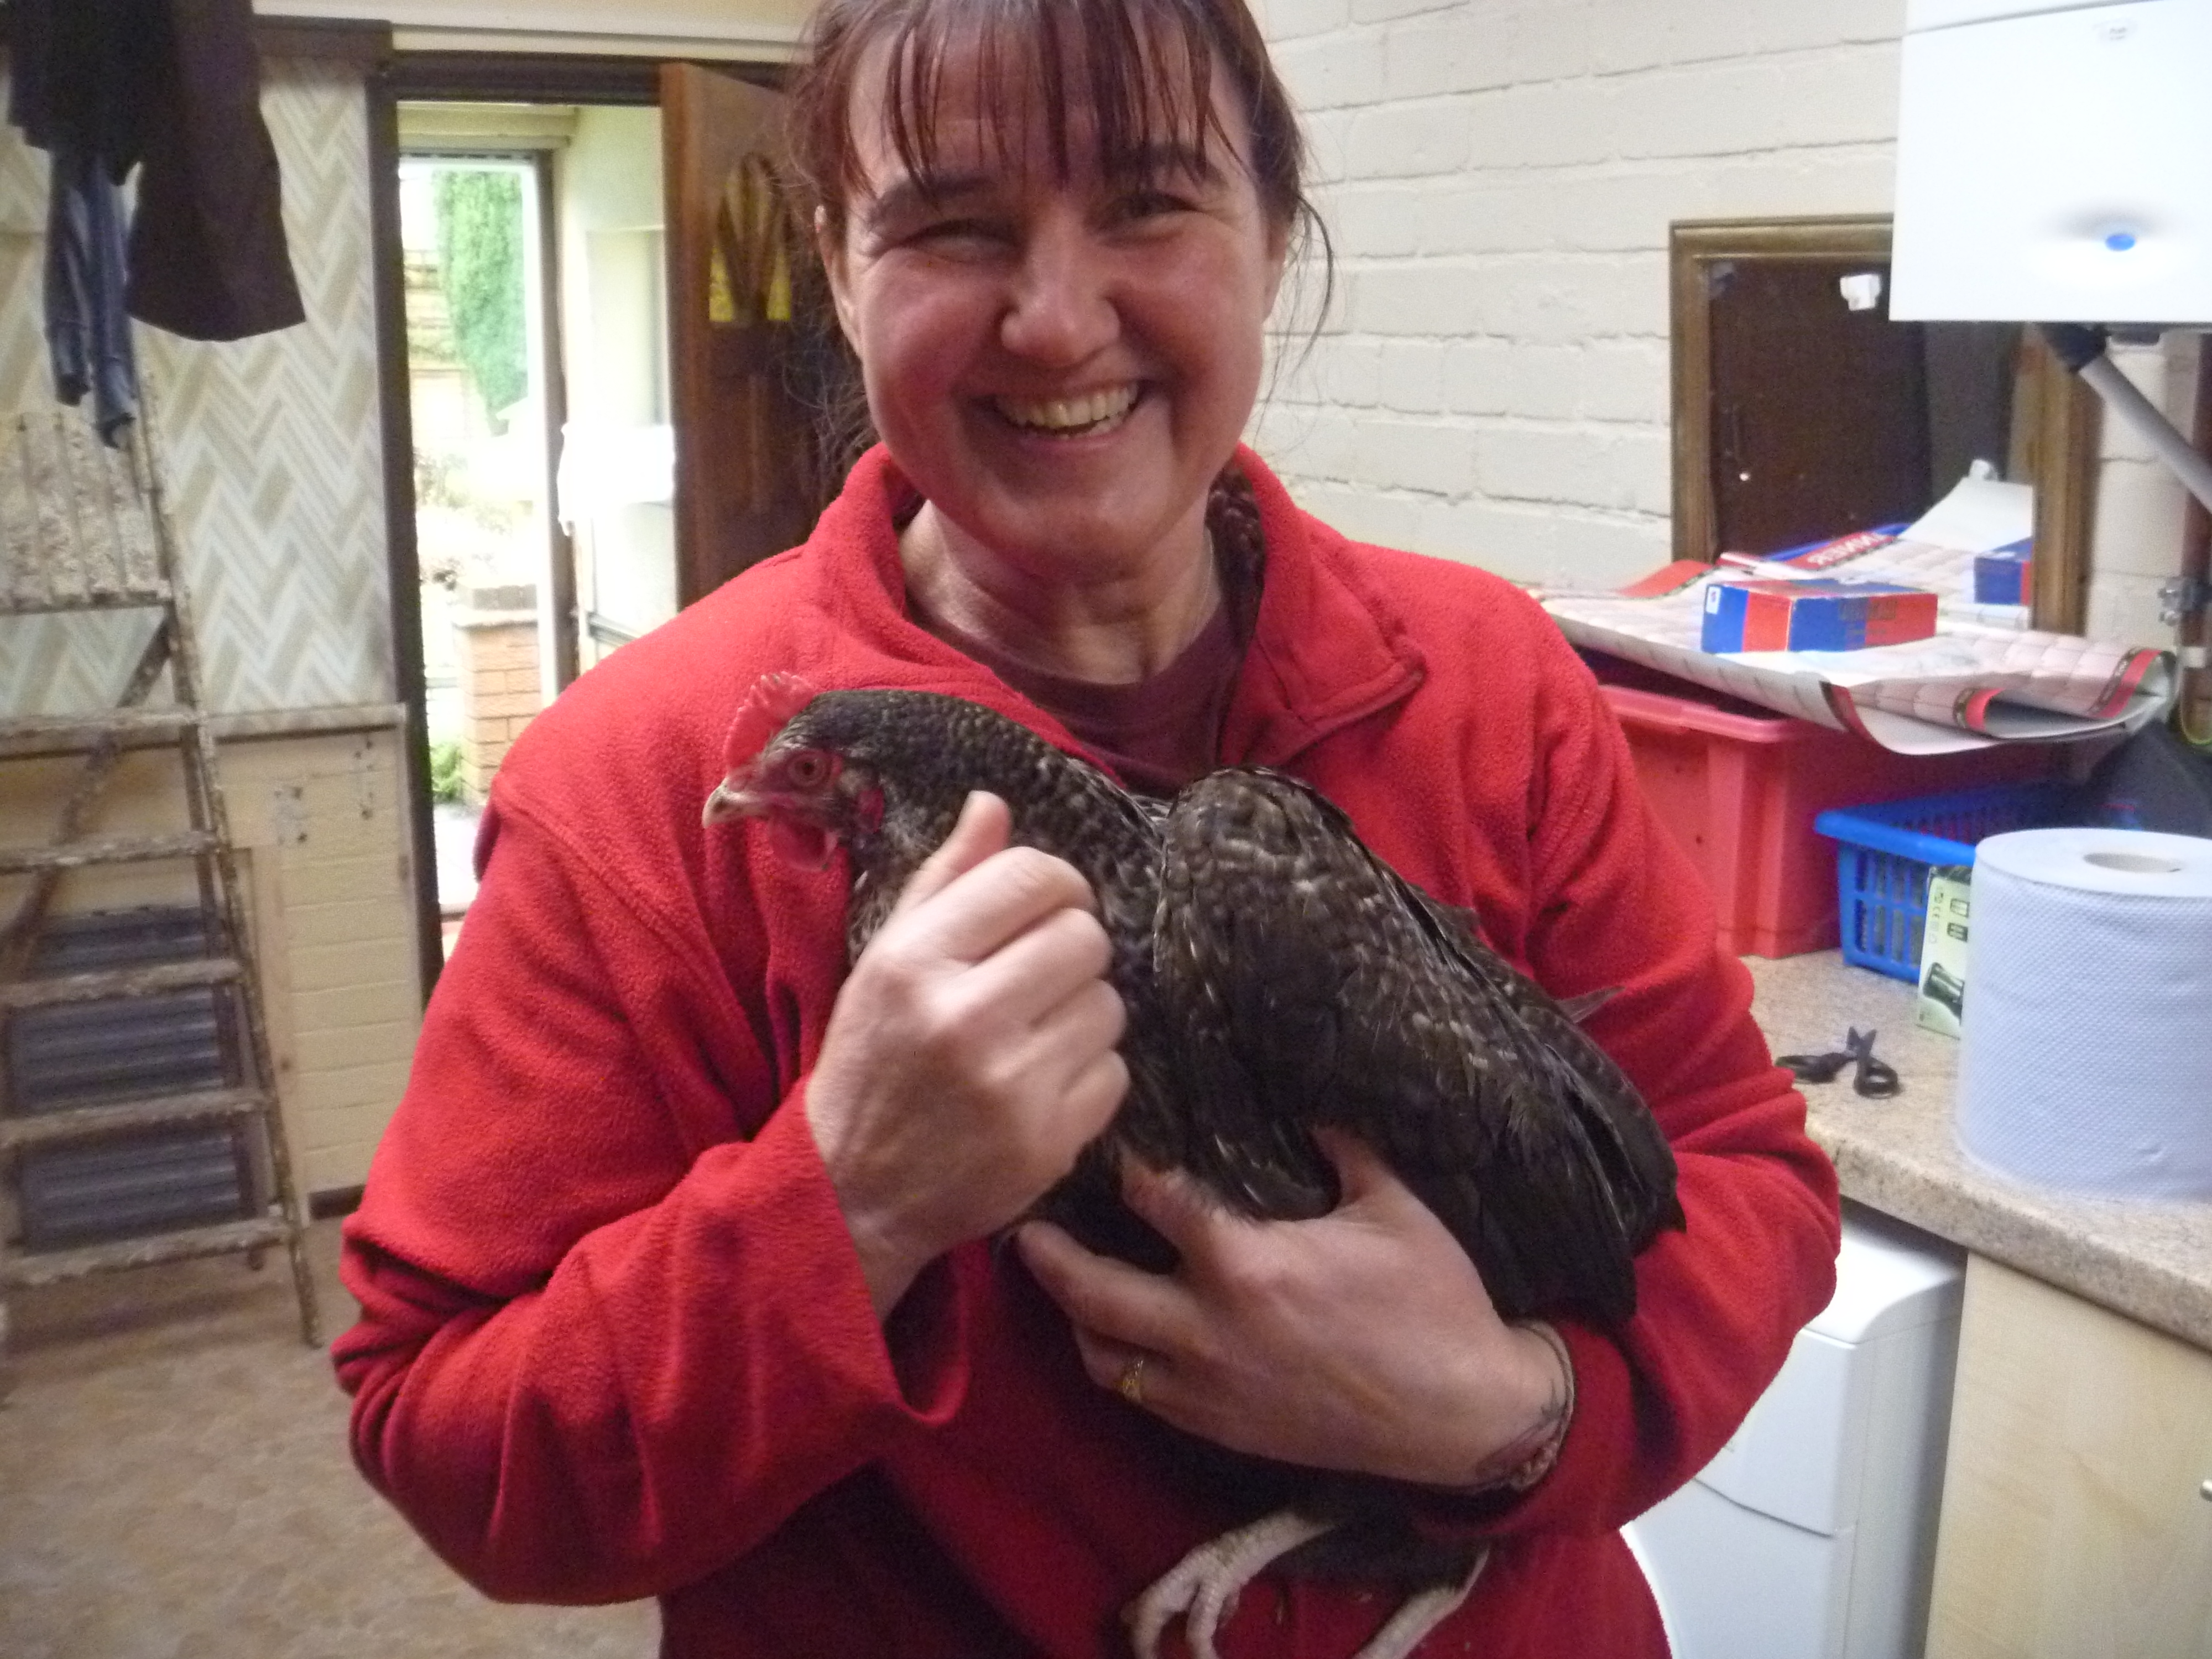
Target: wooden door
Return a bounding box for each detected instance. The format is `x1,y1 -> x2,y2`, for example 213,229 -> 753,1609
662,64 -> 838,606
1705,257 -> 1934,557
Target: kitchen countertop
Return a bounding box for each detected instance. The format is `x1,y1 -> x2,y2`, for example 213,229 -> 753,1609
1746,950 -> 2212,1353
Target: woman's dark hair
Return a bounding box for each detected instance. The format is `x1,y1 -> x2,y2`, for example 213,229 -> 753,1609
789,0 -> 1318,245
782,0 -> 1333,476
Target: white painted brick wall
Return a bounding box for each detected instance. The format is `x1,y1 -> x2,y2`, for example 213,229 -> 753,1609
2085,336 -> 2201,648
1249,0 -> 2197,643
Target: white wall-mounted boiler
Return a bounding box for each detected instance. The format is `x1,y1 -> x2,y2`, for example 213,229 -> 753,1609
1891,0 -> 2212,323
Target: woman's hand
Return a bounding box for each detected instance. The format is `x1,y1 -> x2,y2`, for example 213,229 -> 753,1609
1014,1131 -> 1570,1489
806,791 -> 1131,1319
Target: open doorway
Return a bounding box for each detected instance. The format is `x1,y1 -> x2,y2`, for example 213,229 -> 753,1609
395,102 -> 675,953
375,59 -> 839,989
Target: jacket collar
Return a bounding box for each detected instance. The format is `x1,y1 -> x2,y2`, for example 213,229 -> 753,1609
793,445 -> 1426,768
1222,446 -> 1426,767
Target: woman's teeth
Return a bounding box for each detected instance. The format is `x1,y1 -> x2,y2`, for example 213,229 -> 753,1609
997,385 -> 1139,435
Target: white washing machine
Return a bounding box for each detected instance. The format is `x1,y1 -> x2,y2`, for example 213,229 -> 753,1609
1623,1203 -> 1965,1659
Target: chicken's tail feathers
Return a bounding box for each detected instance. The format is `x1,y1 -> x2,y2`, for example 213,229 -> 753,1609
1399,878 -> 1682,1245
1528,1021 -> 1686,1231
1454,1063 -> 1678,1326
1154,763 -> 1683,1323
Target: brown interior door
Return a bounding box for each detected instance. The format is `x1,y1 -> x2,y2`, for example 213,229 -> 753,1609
662,63 -> 837,606
1706,258 -> 1933,557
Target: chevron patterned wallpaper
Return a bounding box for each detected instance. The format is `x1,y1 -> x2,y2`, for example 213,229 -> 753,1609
0,59 -> 394,717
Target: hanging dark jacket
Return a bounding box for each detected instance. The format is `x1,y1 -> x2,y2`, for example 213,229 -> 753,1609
8,0 -> 306,345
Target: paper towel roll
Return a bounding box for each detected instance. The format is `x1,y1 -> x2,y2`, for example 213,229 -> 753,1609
1957,828 -> 2212,1197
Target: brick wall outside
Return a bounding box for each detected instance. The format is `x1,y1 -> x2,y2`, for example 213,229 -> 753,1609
454,586 -> 545,802
1248,0 -> 2195,644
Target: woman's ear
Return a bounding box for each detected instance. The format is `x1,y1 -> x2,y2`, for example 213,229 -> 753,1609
817,206 -> 863,351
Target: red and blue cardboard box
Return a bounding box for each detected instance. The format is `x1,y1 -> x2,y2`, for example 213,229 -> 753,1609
1701,577 -> 1939,654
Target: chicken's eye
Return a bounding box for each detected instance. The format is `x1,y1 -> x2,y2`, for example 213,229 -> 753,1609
784,749 -> 835,789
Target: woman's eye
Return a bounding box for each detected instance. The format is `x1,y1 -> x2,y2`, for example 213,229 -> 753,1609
912,217 -> 1008,251
1110,190 -> 1188,226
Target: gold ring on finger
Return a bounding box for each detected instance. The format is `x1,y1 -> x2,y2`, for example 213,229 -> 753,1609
1116,1353 -> 1149,1406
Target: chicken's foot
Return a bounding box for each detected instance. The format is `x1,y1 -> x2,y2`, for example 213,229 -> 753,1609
1125,1507 -> 1336,1659
1125,1515 -> 1493,1659
1354,1544 -> 1490,1659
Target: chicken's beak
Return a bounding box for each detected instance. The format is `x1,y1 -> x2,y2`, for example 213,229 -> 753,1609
702,775 -> 764,827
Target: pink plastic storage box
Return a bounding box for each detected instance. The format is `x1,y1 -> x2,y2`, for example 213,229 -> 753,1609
1598,681 -> 2050,957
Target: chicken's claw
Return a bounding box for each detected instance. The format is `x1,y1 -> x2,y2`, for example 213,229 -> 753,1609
1356,1546 -> 1490,1659
1125,1508 -> 1335,1659
1124,1514 -> 1491,1659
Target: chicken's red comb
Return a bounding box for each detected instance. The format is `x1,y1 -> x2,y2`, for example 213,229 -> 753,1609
723,672 -> 820,770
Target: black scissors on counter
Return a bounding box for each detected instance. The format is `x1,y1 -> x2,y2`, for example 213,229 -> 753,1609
1777,1026 -> 1901,1099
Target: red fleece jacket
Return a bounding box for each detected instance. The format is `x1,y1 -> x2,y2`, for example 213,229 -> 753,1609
335,447 -> 1840,1658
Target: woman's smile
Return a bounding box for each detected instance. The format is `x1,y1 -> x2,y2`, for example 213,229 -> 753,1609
992,383 -> 1144,437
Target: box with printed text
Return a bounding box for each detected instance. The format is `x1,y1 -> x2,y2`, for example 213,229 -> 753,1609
1700,578 -> 1940,654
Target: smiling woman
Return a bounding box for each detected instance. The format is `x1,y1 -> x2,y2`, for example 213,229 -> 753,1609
792,0 -> 1313,686
332,4 -> 1840,1657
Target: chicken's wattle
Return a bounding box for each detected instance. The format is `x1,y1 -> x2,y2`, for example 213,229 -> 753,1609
766,813 -> 836,870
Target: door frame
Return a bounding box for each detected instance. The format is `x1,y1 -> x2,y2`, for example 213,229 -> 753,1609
367,49 -> 786,999
1667,216 -> 2101,634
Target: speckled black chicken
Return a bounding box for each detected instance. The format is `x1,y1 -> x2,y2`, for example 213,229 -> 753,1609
705,675 -> 1683,1659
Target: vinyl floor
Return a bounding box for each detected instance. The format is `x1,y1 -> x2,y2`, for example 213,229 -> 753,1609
0,1219 -> 660,1659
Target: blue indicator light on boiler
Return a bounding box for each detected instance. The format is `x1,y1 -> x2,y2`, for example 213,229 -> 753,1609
2105,231 -> 2138,252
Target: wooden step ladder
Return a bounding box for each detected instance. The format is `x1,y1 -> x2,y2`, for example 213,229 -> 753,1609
0,409 -> 320,1368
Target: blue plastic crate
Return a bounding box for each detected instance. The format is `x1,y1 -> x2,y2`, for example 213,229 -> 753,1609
1813,780 -> 2075,981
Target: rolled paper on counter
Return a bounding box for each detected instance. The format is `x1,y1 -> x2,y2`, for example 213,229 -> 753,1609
1957,827 -> 2212,1197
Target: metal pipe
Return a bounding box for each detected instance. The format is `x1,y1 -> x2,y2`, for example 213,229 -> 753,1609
2072,349 -> 2212,517
2177,344 -> 2211,744
2038,325 -> 2212,742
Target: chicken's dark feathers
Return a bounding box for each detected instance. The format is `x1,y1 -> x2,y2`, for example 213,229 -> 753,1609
1156,766 -> 1681,1324
732,686 -> 1682,1322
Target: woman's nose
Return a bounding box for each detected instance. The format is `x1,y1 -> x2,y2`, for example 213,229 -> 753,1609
999,212 -> 1117,366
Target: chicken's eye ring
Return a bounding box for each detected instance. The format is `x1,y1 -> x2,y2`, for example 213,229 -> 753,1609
784,748 -> 835,789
